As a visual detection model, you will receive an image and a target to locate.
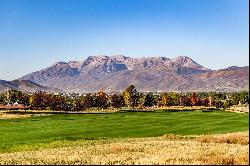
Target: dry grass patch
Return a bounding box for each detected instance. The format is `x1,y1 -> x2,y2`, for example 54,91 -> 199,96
0,132 -> 248,165
197,131 -> 249,145
0,111 -> 51,119
0,108 -> 121,115
0,113 -> 31,119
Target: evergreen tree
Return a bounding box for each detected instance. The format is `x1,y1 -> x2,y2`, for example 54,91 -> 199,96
144,92 -> 156,107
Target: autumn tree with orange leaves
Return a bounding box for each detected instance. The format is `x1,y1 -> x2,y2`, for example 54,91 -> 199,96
191,92 -> 198,106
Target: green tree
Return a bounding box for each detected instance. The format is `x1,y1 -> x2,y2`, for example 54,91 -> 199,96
31,91 -> 52,110
144,92 -> 156,107
168,92 -> 181,106
110,94 -> 124,108
223,100 -> 232,109
7,90 -> 23,104
215,99 -> 223,108
239,91 -> 249,104
65,97 -> 73,111
122,85 -> 139,110
0,93 -> 4,105
50,94 -> 65,111
83,93 -> 94,109
19,93 -> 30,106
72,97 -> 83,111
137,92 -> 145,108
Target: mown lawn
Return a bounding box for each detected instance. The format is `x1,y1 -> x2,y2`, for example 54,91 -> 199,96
0,110 -> 248,149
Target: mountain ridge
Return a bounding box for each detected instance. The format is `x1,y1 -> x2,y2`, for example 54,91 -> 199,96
18,55 -> 249,93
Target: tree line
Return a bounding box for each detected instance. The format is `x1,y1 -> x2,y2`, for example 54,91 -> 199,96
0,85 -> 248,111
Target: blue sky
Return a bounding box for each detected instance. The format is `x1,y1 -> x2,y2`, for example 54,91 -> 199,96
0,0 -> 249,80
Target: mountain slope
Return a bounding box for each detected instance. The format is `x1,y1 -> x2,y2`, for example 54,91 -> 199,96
0,80 -> 19,92
19,55 -> 249,93
0,79 -> 63,93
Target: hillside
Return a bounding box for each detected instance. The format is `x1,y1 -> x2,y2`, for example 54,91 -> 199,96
0,79 -> 63,93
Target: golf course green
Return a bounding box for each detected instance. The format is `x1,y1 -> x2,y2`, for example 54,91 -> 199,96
0,110 -> 248,149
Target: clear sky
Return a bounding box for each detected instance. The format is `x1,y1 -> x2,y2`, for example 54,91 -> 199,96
0,0 -> 249,80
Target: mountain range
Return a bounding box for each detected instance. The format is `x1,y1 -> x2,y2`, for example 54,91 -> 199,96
10,55 -> 248,93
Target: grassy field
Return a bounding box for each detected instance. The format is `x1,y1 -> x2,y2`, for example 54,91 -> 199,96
0,132 -> 248,165
0,110 -> 248,149
0,109 -> 249,165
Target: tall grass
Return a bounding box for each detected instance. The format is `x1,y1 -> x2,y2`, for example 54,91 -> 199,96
0,132 -> 248,165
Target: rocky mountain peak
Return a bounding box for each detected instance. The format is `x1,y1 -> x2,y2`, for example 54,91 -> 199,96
173,56 -> 196,64
17,55 -> 248,93
80,55 -> 128,76
110,55 -> 127,61
171,56 -> 208,70
68,61 -> 83,69
52,61 -> 68,67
